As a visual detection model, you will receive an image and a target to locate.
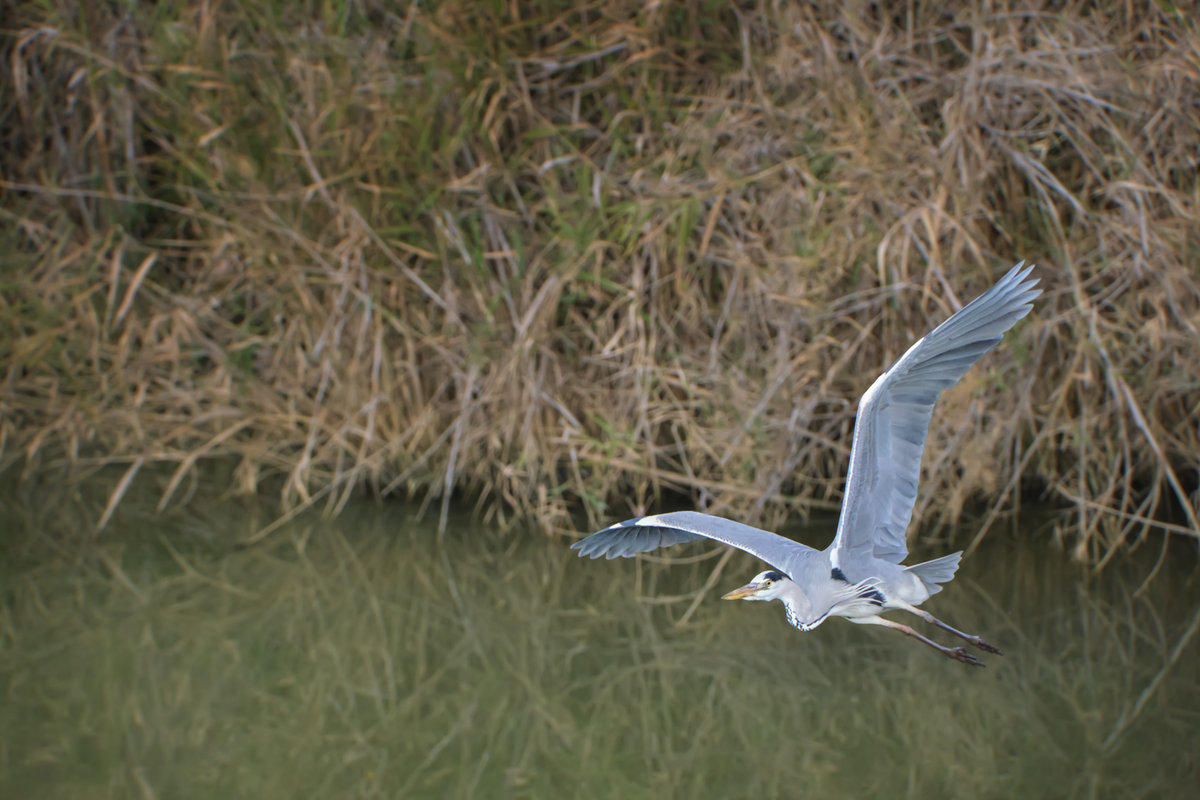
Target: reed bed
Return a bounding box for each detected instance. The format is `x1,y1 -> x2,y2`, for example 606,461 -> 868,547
2,1 -> 1198,557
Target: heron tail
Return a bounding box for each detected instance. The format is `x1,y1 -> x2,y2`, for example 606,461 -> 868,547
905,551 -> 962,594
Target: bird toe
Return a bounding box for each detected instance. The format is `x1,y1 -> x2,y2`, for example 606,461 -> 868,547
950,647 -> 986,667
974,638 -> 1003,655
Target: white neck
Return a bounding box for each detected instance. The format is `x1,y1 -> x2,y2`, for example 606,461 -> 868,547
777,578 -> 823,631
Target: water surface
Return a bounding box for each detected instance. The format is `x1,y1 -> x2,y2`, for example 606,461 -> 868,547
2,476 -> 1198,798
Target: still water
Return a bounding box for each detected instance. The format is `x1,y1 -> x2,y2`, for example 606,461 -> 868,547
2,475 -> 1198,798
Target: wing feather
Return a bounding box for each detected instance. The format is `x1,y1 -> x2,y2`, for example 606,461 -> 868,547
572,510 -> 817,578
829,263 -> 1041,567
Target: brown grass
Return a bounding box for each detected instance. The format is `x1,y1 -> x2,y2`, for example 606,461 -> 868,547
1,0 -> 1198,558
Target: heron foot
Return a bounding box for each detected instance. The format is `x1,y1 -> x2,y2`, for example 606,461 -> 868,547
970,637 -> 1003,655
910,607 -> 1004,656
948,646 -> 985,667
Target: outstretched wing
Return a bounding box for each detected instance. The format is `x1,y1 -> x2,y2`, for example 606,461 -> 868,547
572,510 -> 817,578
830,263 -> 1041,568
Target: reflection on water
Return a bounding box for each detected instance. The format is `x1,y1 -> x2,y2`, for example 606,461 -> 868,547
2,475 -> 1198,798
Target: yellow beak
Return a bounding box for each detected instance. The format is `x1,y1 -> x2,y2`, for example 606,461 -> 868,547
721,583 -> 762,601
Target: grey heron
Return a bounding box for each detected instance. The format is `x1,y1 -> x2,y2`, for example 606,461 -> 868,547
572,263 -> 1041,666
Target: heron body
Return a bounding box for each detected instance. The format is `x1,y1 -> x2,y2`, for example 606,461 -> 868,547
572,264 -> 1041,666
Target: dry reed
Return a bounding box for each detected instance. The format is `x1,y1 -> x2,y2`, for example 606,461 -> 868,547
1,1 -> 1198,559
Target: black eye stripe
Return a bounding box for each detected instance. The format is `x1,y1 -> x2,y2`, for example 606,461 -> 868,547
762,570 -> 785,582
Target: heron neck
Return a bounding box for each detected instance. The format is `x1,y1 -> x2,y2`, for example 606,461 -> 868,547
778,579 -> 812,630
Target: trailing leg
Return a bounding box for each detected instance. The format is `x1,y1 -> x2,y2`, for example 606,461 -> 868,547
853,615 -> 985,667
893,601 -> 1002,655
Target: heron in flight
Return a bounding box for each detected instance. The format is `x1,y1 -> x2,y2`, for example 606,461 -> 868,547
572,263 -> 1040,666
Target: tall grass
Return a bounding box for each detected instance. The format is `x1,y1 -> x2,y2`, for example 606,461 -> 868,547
1,1 -> 1198,557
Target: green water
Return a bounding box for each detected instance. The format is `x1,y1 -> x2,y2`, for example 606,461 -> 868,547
2,477 -> 1198,798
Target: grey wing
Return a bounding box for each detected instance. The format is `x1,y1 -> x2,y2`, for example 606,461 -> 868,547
572,510 -> 817,577
830,262 -> 1041,568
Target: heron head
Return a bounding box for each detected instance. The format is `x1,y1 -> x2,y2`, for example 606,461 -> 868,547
721,570 -> 789,602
